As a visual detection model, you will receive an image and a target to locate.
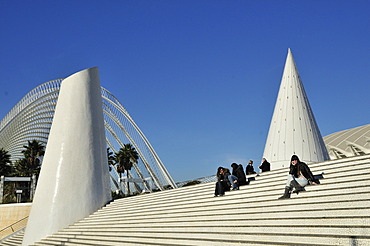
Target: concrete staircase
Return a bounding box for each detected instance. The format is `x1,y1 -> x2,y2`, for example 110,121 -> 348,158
0,230 -> 24,246
1,154 -> 370,246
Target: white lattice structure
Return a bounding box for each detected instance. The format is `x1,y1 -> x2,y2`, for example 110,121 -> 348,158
324,123 -> 370,159
0,73 -> 177,193
263,49 -> 329,169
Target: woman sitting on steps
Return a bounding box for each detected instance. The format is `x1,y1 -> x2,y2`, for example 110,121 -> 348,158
214,167 -> 231,196
279,155 -> 318,199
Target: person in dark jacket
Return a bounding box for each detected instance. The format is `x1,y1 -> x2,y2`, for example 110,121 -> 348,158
214,167 -> 230,196
246,160 -> 256,175
279,155 -> 317,199
224,168 -> 231,184
259,158 -> 271,172
228,163 -> 248,190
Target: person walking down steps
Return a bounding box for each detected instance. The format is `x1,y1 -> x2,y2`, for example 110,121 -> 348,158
279,155 -> 317,199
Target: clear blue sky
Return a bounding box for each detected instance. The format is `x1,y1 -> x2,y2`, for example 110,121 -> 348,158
0,1 -> 369,182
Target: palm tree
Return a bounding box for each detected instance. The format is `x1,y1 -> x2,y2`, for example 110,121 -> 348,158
0,148 -> 13,176
13,158 -> 32,177
107,148 -> 115,171
19,140 -> 45,177
114,143 -> 139,195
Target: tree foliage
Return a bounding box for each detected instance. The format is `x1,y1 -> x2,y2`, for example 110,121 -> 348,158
0,140 -> 45,203
15,140 -> 45,177
114,143 -> 139,195
182,180 -> 201,187
0,148 -> 12,176
107,148 -> 115,171
114,143 -> 139,177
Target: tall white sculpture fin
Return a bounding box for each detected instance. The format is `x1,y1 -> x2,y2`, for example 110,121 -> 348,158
263,49 -> 329,169
22,67 -> 111,245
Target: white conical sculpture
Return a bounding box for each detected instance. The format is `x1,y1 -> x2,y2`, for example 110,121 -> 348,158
263,49 -> 329,169
22,67 -> 111,246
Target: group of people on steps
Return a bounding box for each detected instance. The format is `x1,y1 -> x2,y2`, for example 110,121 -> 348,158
215,158 -> 270,197
215,155 -> 317,199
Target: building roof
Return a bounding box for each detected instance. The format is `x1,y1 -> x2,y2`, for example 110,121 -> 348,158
324,123 -> 370,159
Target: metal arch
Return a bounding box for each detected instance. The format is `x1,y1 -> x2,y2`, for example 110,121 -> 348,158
103,104 -> 161,191
0,78 -> 177,191
101,88 -> 177,189
0,79 -> 62,131
103,118 -> 151,192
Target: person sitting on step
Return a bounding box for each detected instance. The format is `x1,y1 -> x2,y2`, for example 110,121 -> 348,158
224,167 -> 232,185
279,155 -> 317,199
214,167 -> 231,196
246,160 -> 256,175
259,158 -> 271,172
228,163 -> 248,190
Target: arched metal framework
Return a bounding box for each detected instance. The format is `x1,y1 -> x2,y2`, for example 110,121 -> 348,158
324,123 -> 370,159
0,79 -> 177,192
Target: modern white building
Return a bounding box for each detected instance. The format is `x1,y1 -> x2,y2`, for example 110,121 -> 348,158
324,123 -> 370,159
263,49 -> 330,169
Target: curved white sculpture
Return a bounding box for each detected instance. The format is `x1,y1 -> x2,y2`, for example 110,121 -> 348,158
263,49 -> 329,169
22,67 -> 111,245
0,77 -> 177,192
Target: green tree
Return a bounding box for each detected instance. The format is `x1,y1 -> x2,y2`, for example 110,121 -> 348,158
114,143 -> 139,195
13,158 -> 32,177
182,180 -> 201,187
15,140 -> 45,177
0,148 -> 13,176
107,148 -> 115,172
3,182 -> 16,203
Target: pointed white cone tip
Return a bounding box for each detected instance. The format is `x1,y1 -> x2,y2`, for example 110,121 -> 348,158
262,50 -> 329,170
22,67 -> 111,246
286,48 -> 294,62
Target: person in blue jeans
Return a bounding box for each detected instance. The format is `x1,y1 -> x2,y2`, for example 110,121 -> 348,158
228,163 -> 248,190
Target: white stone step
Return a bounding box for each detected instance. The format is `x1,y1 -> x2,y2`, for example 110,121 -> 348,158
74,207 -> 370,226
38,231 -> 370,246
87,180 -> 370,220
18,154 -> 370,246
35,236 -> 177,246
105,164 -> 370,209
66,217 -> 370,229
61,223 -> 370,237
83,193 -> 370,224
98,182 -> 370,219
0,230 -> 24,246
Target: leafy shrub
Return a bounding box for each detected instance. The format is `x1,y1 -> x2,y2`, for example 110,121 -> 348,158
182,180 -> 201,187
